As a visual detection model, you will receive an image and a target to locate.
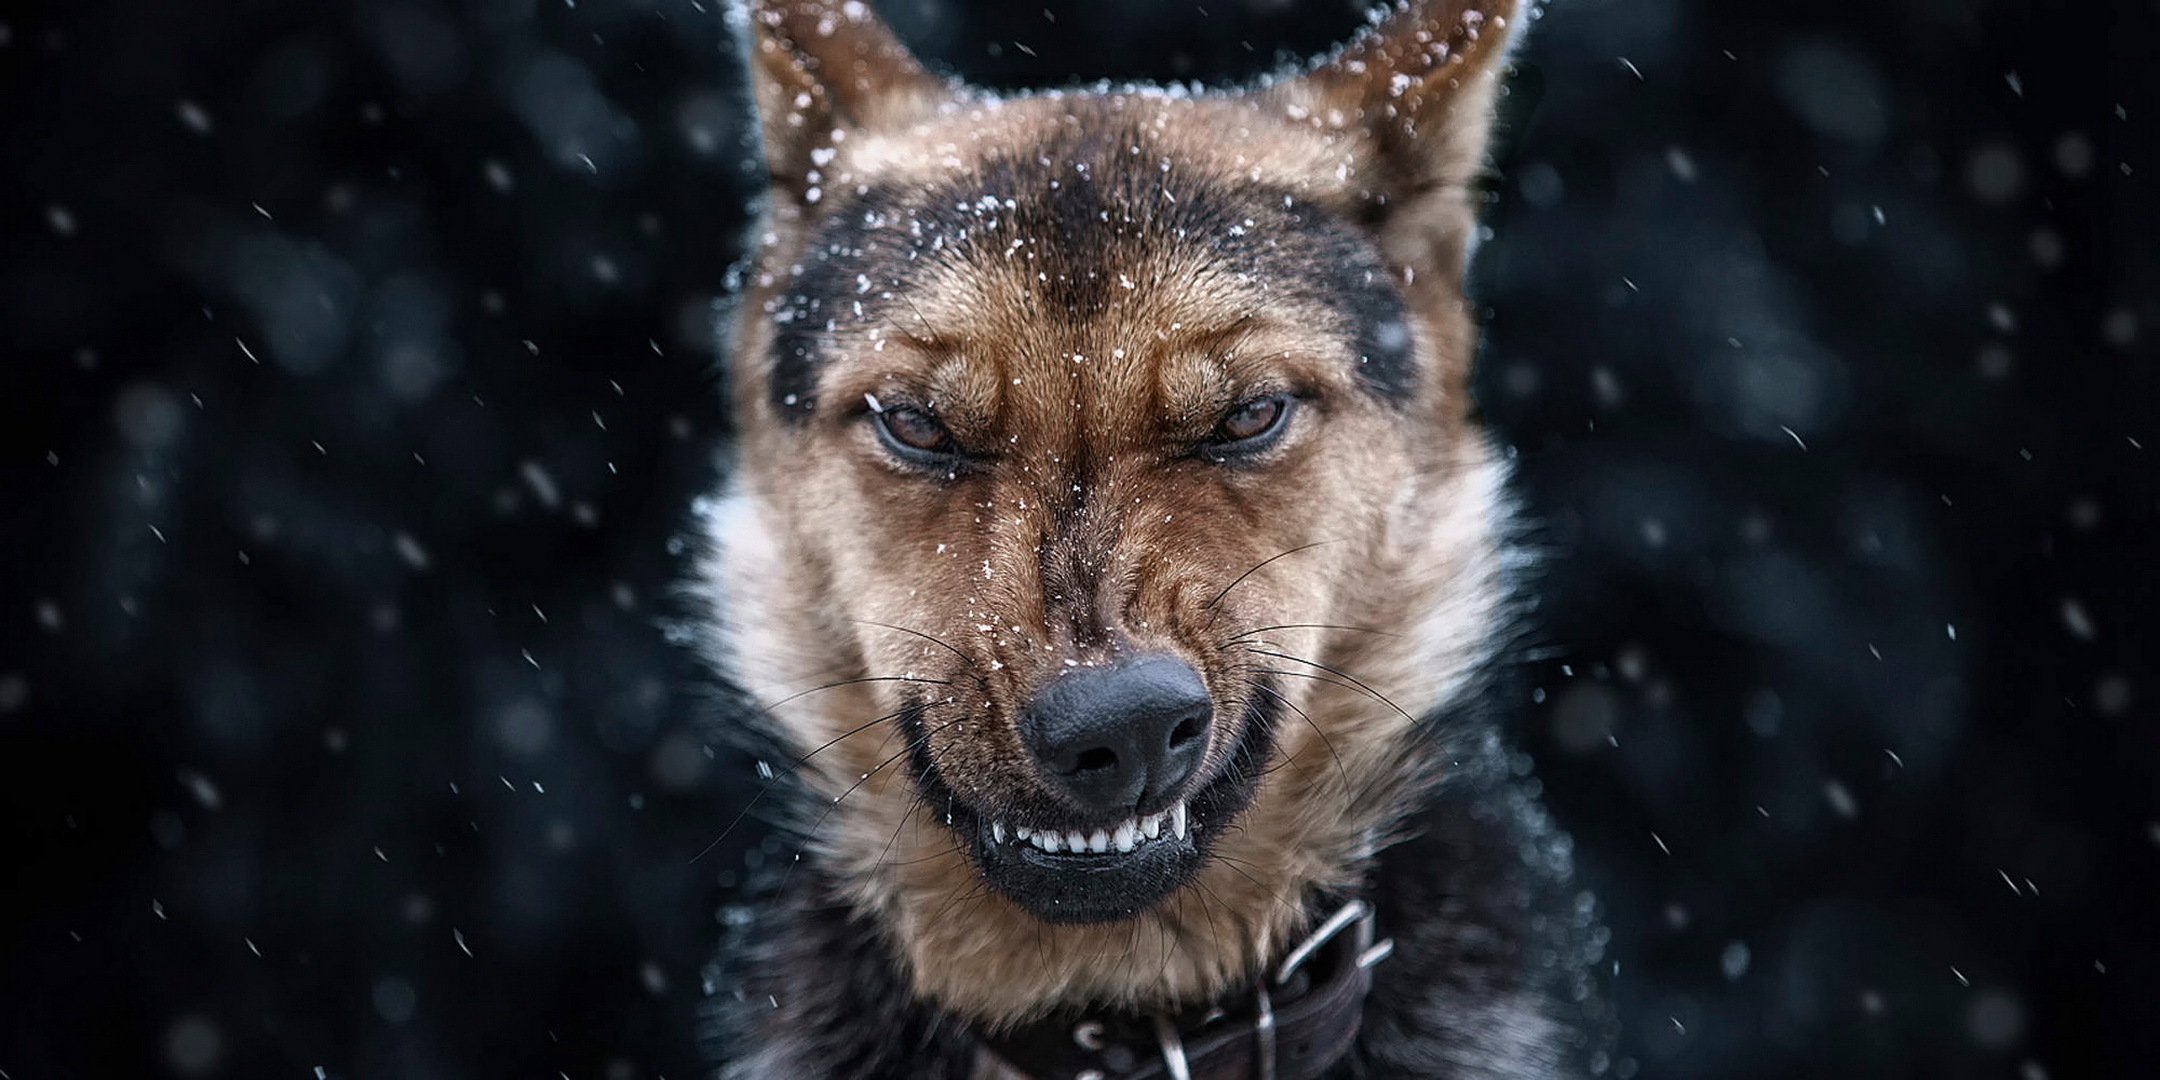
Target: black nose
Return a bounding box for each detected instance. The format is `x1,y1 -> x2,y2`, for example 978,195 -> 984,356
1019,654 -> 1212,815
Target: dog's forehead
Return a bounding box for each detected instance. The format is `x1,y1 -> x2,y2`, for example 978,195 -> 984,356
839,93 -> 1360,198
768,97 -> 1416,426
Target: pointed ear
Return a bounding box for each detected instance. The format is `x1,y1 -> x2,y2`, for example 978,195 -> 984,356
1268,0 -> 1523,278
746,0 -> 949,204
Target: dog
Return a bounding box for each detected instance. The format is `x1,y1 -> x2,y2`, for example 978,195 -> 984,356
693,0 -> 1611,1075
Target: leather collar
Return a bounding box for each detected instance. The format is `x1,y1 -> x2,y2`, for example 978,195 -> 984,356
973,900 -> 1392,1080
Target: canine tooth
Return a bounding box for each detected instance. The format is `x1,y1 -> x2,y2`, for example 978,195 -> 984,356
1067,830 -> 1088,852
1088,829 -> 1109,853
1141,814 -> 1161,840
992,822 -> 1006,843
1172,802 -> 1188,840
1113,822 -> 1137,852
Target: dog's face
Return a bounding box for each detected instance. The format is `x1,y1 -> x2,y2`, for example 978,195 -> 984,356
706,0 -> 1521,1022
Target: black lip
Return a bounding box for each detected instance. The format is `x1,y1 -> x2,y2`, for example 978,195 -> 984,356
900,693 -> 1280,924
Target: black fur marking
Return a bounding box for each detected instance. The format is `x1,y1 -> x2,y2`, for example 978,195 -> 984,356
762,124 -> 1419,423
1343,733 -> 1616,1077
765,222 -> 867,421
702,866 -> 979,1079
1042,451 -> 1113,648
1307,215 -> 1418,402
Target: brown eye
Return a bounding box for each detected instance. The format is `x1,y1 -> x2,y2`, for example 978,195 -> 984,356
873,404 -> 958,459
1211,394 -> 1293,450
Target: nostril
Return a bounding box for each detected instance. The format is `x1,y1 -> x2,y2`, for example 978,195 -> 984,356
1167,715 -> 1204,749
1072,746 -> 1118,774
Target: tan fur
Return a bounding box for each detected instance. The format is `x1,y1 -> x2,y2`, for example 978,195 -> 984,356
702,0 -> 1523,1028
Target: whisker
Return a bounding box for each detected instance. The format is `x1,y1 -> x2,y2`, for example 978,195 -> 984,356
1033,916 -> 1054,988
1241,647 -> 1416,725
852,619 -> 976,667
867,769 -> 932,884
1207,853 -> 1310,926
1251,682 -> 1349,789
886,844 -> 973,868
926,876 -> 992,924
1253,666 -> 1396,717
1203,539 -> 1340,613
687,704 -> 913,864
1226,622 -> 1400,642
1122,911 -> 1145,978
777,708 -> 971,893
1156,901 -> 1177,982
1248,660 -> 1445,818
1187,878 -> 1231,967
763,673 -> 951,712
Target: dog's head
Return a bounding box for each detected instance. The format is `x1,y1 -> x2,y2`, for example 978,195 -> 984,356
706,0 -> 1522,1023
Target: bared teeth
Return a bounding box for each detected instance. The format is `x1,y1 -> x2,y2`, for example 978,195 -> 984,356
1003,809 -> 1188,854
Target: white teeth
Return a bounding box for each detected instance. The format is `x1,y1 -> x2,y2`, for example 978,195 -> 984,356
1004,811 -> 1182,854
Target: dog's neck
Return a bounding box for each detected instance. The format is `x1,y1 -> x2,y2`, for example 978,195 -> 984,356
720,821 -> 1393,1080
713,741 -> 1567,1080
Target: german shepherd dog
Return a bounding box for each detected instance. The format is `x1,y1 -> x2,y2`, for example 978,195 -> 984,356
696,0 -> 1609,1075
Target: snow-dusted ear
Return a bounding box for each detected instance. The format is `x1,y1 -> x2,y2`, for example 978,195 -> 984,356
747,0 -> 949,204
1267,0 -> 1524,278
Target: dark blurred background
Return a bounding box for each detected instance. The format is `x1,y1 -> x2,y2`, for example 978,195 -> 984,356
3,0 -> 2155,1077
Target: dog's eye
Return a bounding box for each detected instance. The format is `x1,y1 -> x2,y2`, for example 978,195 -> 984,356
1207,394 -> 1294,454
872,403 -> 959,460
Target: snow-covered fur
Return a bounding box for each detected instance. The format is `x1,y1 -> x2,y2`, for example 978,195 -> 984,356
693,1 -> 1612,1075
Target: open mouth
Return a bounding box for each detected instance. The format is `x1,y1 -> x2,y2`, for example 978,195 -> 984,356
905,695 -> 1279,925
960,783 -> 1224,924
